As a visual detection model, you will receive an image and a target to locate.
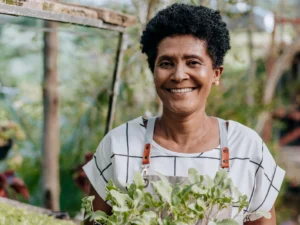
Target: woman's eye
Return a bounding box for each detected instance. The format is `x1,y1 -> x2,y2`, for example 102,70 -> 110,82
159,61 -> 173,68
188,61 -> 200,66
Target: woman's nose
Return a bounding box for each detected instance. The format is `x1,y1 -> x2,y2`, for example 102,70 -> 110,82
171,64 -> 189,83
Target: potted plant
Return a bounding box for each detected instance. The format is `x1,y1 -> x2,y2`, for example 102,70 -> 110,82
82,169 -> 270,225
0,121 -> 25,160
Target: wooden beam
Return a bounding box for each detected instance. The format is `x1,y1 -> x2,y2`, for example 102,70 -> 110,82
105,32 -> 126,134
68,3 -> 136,27
1,0 -> 136,28
0,2 -> 126,32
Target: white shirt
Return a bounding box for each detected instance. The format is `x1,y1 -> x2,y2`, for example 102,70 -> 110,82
83,116 -> 285,223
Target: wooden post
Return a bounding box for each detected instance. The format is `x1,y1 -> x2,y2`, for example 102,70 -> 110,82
42,19 -> 60,211
246,0 -> 256,106
279,0 -> 286,46
267,13 -> 277,78
146,0 -> 157,23
105,32 -> 126,134
145,0 -> 162,115
256,38 -> 300,134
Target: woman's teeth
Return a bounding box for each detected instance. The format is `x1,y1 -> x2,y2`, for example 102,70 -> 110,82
169,88 -> 194,93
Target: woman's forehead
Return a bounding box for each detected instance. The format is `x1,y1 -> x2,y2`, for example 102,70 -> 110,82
157,35 -> 209,58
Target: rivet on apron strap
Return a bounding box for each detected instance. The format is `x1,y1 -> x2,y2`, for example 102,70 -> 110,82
141,143 -> 151,176
142,143 -> 151,165
221,147 -> 230,169
217,118 -> 230,172
141,117 -> 156,176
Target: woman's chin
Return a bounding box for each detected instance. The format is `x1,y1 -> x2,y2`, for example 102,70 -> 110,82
164,104 -> 199,116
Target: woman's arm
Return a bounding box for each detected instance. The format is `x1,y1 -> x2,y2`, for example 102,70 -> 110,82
84,185 -> 112,225
245,206 -> 276,225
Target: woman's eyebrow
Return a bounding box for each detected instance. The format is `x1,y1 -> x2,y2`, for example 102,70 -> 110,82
157,55 -> 174,62
157,54 -> 205,62
183,54 -> 204,61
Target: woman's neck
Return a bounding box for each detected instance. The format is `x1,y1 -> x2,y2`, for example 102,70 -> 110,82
156,107 -> 211,148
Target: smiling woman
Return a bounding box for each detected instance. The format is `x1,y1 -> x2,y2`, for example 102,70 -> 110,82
153,36 -> 221,118
83,3 -> 285,225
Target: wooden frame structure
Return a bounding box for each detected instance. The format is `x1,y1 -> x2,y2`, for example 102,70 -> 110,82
0,0 -> 136,212
0,0 -> 136,134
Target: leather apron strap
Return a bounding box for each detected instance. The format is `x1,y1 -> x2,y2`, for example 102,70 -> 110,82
141,117 -> 156,175
141,117 -> 230,174
217,118 -> 230,171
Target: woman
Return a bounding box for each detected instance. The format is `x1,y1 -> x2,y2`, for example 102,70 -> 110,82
83,3 -> 285,225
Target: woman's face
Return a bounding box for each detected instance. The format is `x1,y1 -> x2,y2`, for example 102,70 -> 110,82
154,35 -> 223,115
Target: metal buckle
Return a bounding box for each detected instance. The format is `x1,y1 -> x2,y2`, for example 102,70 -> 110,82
219,167 -> 230,173
141,164 -> 149,176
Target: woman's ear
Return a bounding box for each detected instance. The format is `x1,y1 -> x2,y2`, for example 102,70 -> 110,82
212,66 -> 224,85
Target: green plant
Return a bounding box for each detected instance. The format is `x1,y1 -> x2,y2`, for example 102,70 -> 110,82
0,202 -> 76,225
82,168 -> 271,225
0,121 -> 25,147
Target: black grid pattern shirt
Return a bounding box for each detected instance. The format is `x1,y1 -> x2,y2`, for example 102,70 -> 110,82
83,116 -> 285,223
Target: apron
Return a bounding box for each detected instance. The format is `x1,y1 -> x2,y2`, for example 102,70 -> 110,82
140,117 -> 232,225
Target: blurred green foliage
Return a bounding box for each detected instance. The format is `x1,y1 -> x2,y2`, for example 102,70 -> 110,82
0,0 -> 299,221
0,202 -> 75,225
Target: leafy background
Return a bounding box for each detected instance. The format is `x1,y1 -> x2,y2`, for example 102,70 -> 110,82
0,0 -> 299,223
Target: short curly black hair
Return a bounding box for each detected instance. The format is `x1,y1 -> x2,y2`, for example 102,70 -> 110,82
140,3 -> 231,72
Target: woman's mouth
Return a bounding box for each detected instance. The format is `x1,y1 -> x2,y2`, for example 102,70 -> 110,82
167,88 -> 196,93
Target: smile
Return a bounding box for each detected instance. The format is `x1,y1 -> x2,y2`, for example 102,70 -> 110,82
167,88 -> 196,93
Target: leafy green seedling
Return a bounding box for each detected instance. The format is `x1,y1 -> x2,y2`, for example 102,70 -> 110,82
82,168 -> 271,225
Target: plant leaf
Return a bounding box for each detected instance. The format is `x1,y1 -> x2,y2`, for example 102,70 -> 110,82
152,173 -> 173,205
133,171 -> 145,189
188,168 -> 200,184
254,210 -> 272,219
191,185 -> 208,195
91,211 -> 108,222
110,190 -> 131,208
214,169 -> 228,185
216,218 -> 239,225
133,188 -> 143,208
205,175 -> 214,189
208,221 -> 217,225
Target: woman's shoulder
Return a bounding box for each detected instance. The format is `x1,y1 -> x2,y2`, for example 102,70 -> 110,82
107,116 -> 145,138
225,119 -> 264,159
226,119 -> 261,141
100,116 -> 145,154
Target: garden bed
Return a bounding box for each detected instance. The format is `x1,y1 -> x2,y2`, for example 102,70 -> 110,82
0,197 -> 77,225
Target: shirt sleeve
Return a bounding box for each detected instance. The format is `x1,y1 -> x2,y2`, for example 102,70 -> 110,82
82,134 -> 114,202
245,141 -> 285,221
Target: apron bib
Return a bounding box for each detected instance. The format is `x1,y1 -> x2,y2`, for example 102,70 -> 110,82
140,117 -> 232,225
